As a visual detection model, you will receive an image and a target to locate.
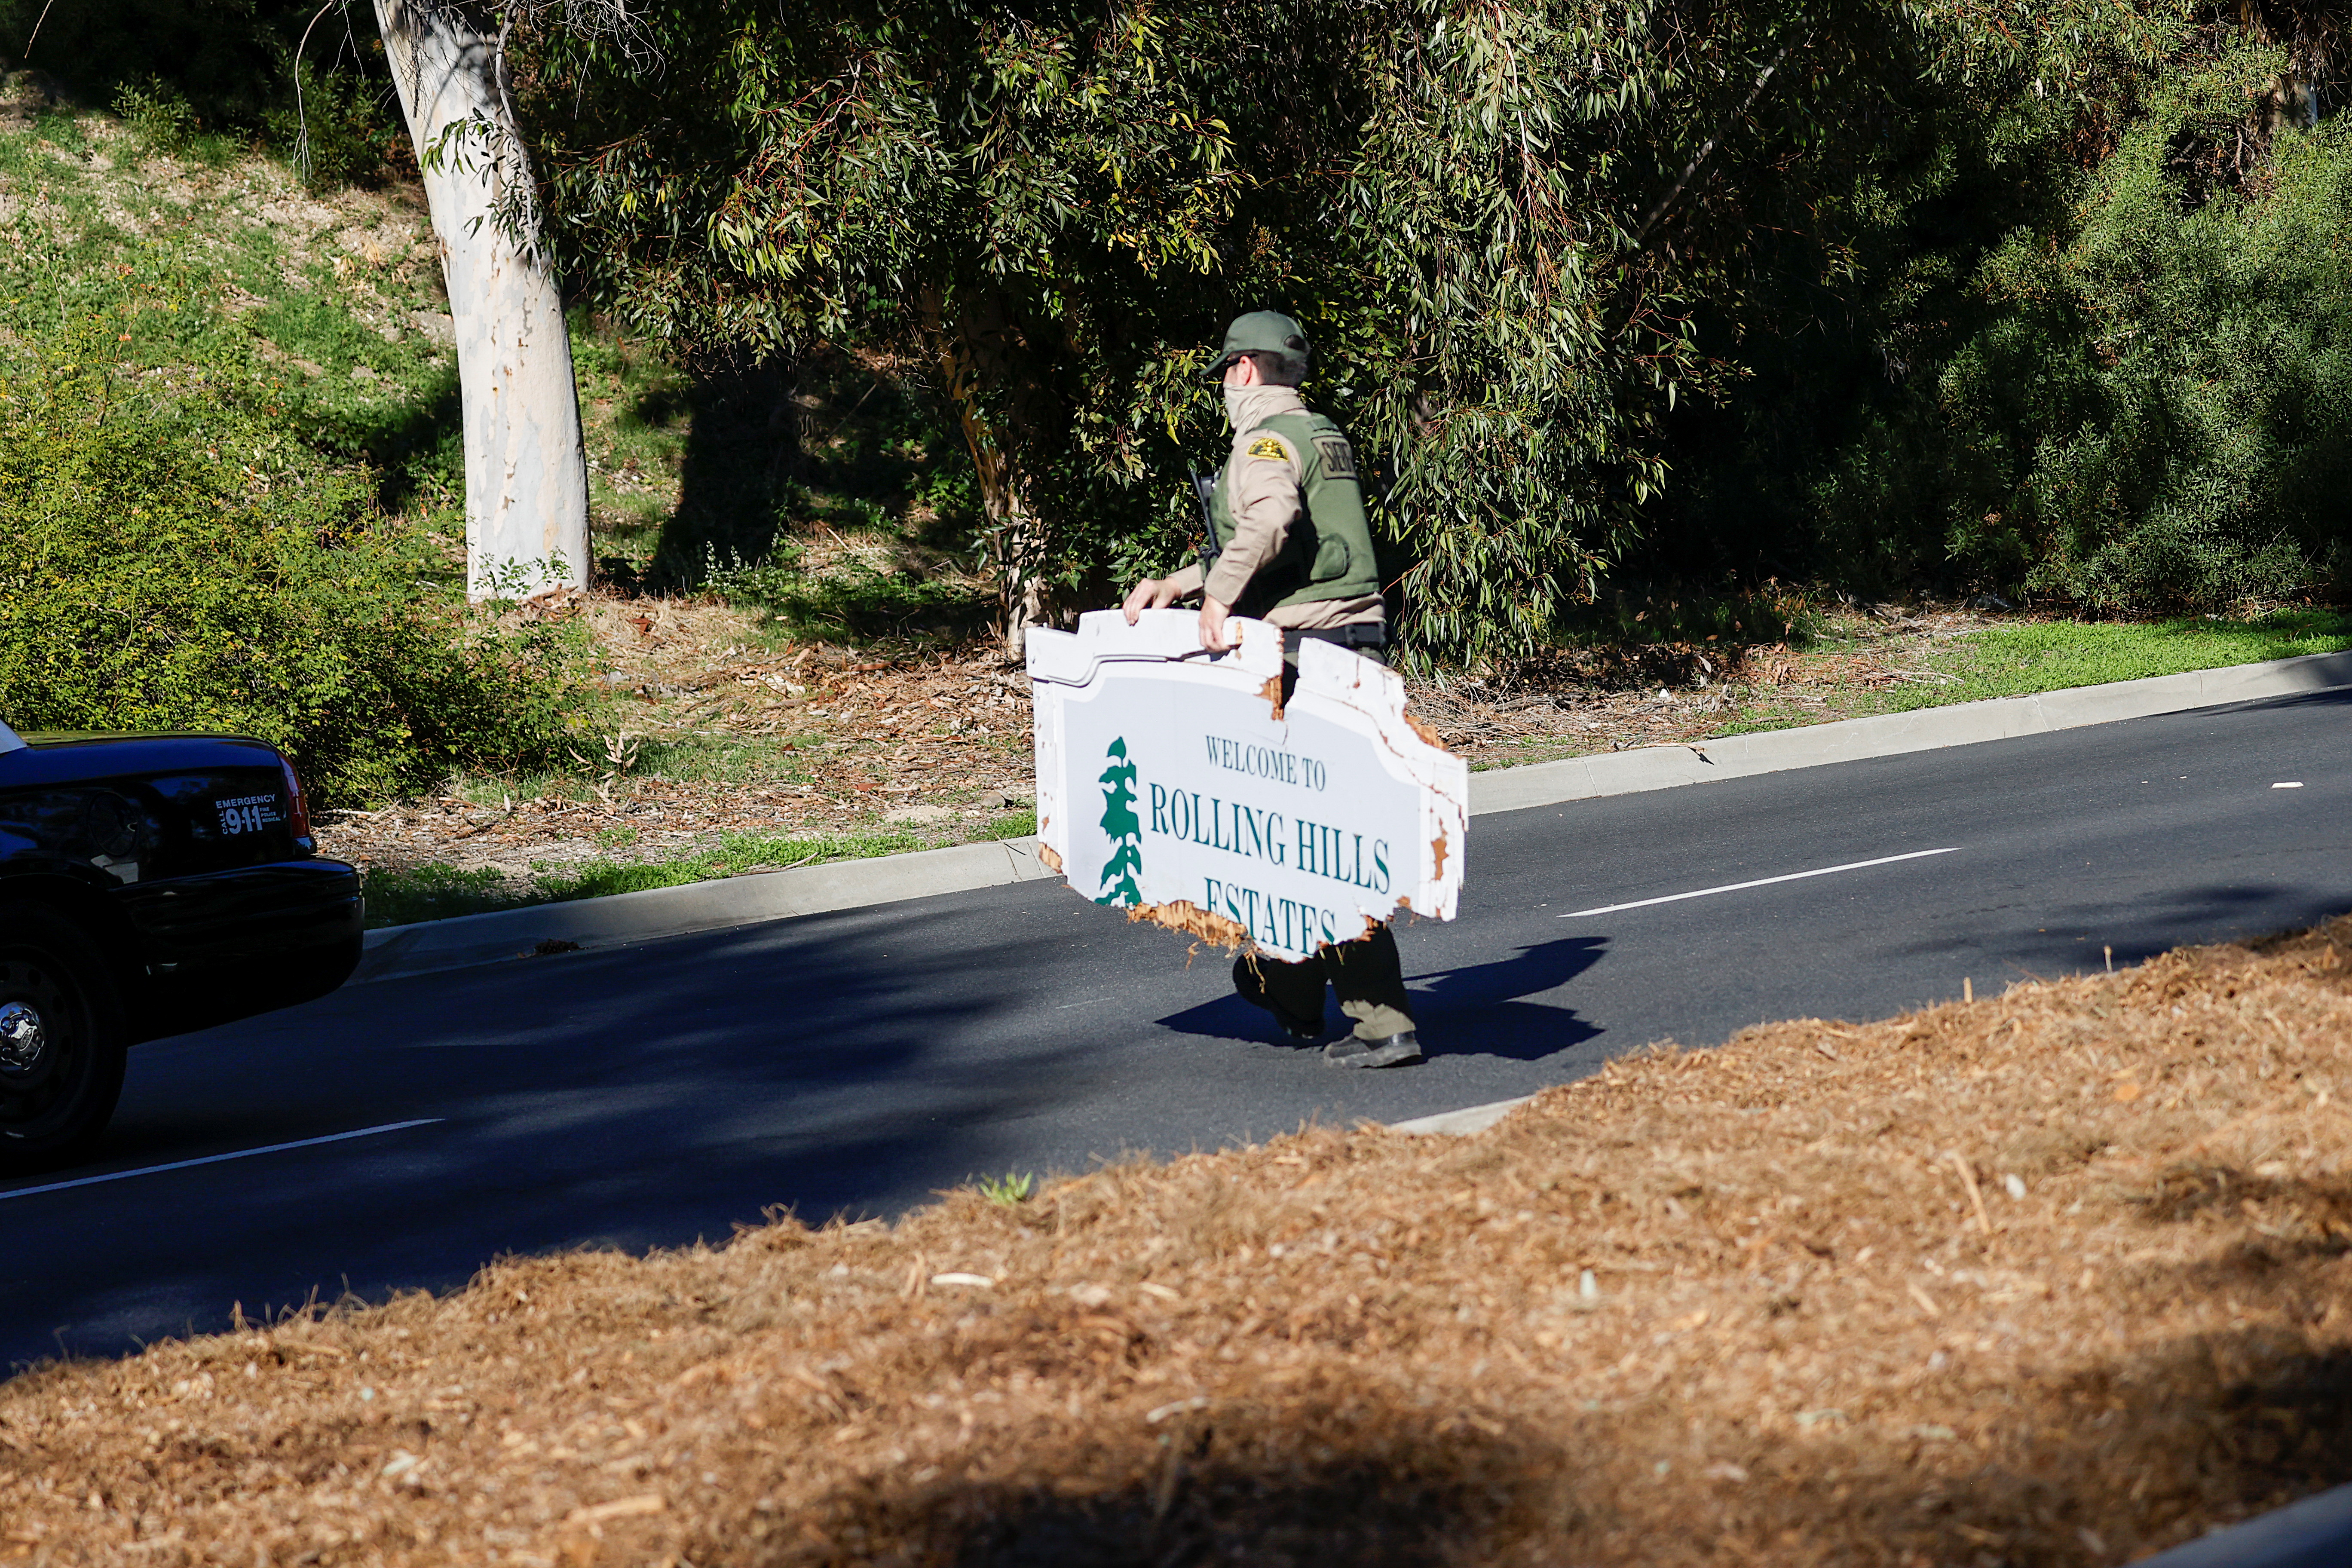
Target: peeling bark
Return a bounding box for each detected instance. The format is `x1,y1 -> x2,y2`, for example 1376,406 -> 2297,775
374,0 -> 589,600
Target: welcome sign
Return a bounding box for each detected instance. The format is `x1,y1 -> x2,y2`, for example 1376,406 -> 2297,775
1027,610 -> 1467,961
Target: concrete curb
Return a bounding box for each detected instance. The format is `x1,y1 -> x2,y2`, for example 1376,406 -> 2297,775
2132,1483 -> 2352,1568
352,836 -> 1056,985
1387,1096 -> 1531,1136
357,647 -> 2352,987
1469,647 -> 2352,814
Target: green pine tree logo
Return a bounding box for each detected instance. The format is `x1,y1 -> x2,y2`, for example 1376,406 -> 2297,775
1096,737 -> 1144,906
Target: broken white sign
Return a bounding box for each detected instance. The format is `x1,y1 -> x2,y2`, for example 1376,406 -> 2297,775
1026,609 -> 1467,962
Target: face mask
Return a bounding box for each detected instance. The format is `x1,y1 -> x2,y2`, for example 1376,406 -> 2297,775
1222,385 -> 1248,428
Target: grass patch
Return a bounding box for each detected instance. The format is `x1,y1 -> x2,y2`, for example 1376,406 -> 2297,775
360,828 -> 932,928
353,863 -> 512,927
1689,607 -> 2352,748
1440,604 -> 2352,776
626,733 -> 825,787
1882,609 -> 2352,709
974,1171 -> 1037,1206
542,828 -> 928,899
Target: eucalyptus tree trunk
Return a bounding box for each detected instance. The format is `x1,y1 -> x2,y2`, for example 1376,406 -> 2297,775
373,0 -> 588,600
921,287 -> 1054,656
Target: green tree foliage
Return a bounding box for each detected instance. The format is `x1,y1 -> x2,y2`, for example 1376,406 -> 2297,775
515,0 -> 1262,642
518,0 -> 1936,663
52,0 -> 2338,655
0,327 -> 591,806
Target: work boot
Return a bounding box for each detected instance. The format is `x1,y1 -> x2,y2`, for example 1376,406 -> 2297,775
1323,1031 -> 1423,1069
1232,953 -> 1326,1042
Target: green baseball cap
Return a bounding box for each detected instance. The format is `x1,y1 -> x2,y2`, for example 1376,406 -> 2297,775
1204,310 -> 1311,380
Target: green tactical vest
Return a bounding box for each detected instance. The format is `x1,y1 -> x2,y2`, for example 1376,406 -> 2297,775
1210,411 -> 1382,617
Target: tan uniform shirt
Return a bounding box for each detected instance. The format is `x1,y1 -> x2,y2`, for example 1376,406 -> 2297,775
1164,384 -> 1384,631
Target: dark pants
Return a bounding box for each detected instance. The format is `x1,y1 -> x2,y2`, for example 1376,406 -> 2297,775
1227,635 -> 1414,1041
1232,925 -> 1416,1041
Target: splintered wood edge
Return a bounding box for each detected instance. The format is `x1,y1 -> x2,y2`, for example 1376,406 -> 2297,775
1125,899 -> 1252,950
1124,898 -> 1417,958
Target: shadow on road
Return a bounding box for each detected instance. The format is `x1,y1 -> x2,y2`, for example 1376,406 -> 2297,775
1413,936 -> 1608,1060
5,893 -> 1106,1366
1904,883 -> 2352,980
1154,936 -> 1605,1062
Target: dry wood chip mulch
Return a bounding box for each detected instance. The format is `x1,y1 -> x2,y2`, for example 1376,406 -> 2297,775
8,919 -> 2352,1565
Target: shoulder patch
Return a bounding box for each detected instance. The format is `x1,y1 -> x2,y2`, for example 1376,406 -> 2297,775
1246,435 -> 1291,462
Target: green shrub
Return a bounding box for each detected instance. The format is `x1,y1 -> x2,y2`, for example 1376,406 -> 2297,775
112,77 -> 202,156
1937,54 -> 2352,612
6,0 -> 400,184
1689,26 -> 2352,615
0,329 -> 596,807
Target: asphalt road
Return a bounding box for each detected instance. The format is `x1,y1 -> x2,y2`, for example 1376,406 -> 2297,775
4,686 -> 2346,1368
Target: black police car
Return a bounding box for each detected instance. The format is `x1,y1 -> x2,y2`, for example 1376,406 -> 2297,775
0,720 -> 364,1169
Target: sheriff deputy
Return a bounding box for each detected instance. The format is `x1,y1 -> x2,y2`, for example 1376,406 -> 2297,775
1121,310 -> 1422,1069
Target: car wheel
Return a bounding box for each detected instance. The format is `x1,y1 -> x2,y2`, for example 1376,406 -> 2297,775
0,910 -> 128,1171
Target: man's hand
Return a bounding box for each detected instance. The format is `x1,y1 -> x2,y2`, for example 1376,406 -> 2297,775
1121,577 -> 1181,625
1199,594 -> 1234,652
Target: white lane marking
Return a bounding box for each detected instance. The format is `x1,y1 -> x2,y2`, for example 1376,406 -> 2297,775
1558,848 -> 1963,920
0,1119 -> 444,1203
2274,782 -> 2304,789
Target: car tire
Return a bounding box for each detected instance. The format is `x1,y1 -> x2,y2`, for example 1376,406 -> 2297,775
0,909 -> 128,1171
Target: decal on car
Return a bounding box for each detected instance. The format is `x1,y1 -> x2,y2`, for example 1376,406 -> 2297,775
215,794 -> 284,836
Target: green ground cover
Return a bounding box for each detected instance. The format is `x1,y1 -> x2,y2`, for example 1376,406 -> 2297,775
360,814 -> 1038,928
0,108 -> 606,804
0,101 -> 983,806
1884,611 -> 2352,708
1710,609 -> 2352,744
1455,606 -> 2352,773
356,831 -> 926,929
